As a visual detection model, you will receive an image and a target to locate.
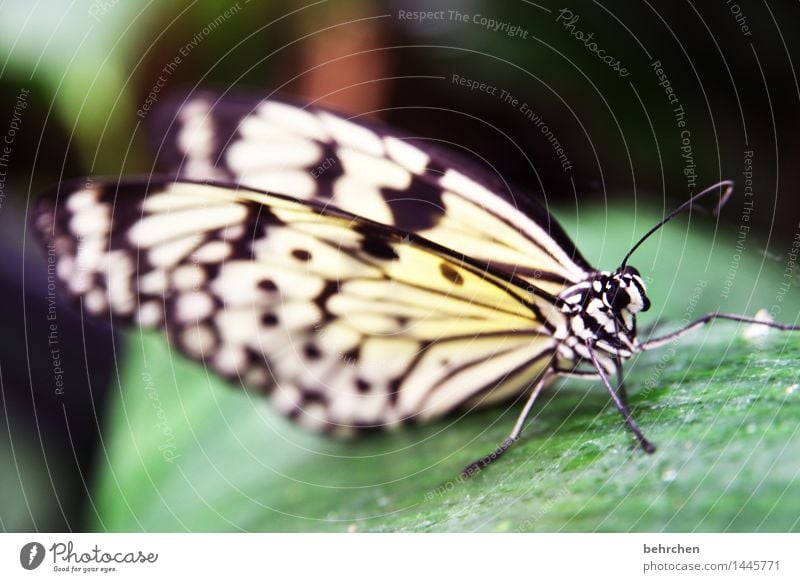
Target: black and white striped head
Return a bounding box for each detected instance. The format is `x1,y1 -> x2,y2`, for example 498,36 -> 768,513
558,266 -> 651,356
601,266 -> 650,319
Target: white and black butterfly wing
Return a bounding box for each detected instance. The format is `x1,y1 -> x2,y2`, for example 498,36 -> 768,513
152,93 -> 593,296
34,178 -> 565,432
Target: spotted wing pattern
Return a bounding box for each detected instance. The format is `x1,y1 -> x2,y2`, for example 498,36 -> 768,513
34,179 -> 566,432
152,93 -> 593,296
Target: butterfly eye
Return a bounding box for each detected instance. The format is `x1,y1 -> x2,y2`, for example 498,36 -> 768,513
612,289 -> 631,311
604,282 -> 630,311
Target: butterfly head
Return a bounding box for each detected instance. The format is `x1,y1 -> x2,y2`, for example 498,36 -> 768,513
603,266 -> 650,318
558,266 -> 651,356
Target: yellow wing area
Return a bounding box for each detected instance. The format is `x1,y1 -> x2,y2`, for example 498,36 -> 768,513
35,179 -> 564,432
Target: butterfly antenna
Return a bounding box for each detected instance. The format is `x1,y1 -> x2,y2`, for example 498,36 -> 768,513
619,180 -> 734,269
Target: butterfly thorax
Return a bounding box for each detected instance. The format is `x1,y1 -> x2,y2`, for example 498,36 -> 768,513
553,266 -> 650,370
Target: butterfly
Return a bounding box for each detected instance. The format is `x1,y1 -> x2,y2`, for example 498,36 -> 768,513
32,92 -> 800,477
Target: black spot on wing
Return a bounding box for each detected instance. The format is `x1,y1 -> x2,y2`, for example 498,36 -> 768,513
307,144 -> 345,201
304,342 -> 322,360
261,312 -> 279,326
301,388 -> 328,406
380,174 -> 444,232
258,279 -> 278,292
292,248 -> 312,262
341,348 -> 359,367
199,261 -> 222,282
360,236 -> 399,260
439,262 -> 464,286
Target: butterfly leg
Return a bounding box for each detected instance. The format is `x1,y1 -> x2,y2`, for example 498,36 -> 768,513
461,369 -> 555,478
638,312 -> 800,351
587,341 -> 656,454
615,359 -> 630,409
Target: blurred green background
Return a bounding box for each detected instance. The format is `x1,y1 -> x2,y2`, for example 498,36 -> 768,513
1,0 -> 799,532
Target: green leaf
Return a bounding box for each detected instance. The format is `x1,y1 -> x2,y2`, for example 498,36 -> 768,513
0,1 -> 164,171
90,206 -> 800,532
